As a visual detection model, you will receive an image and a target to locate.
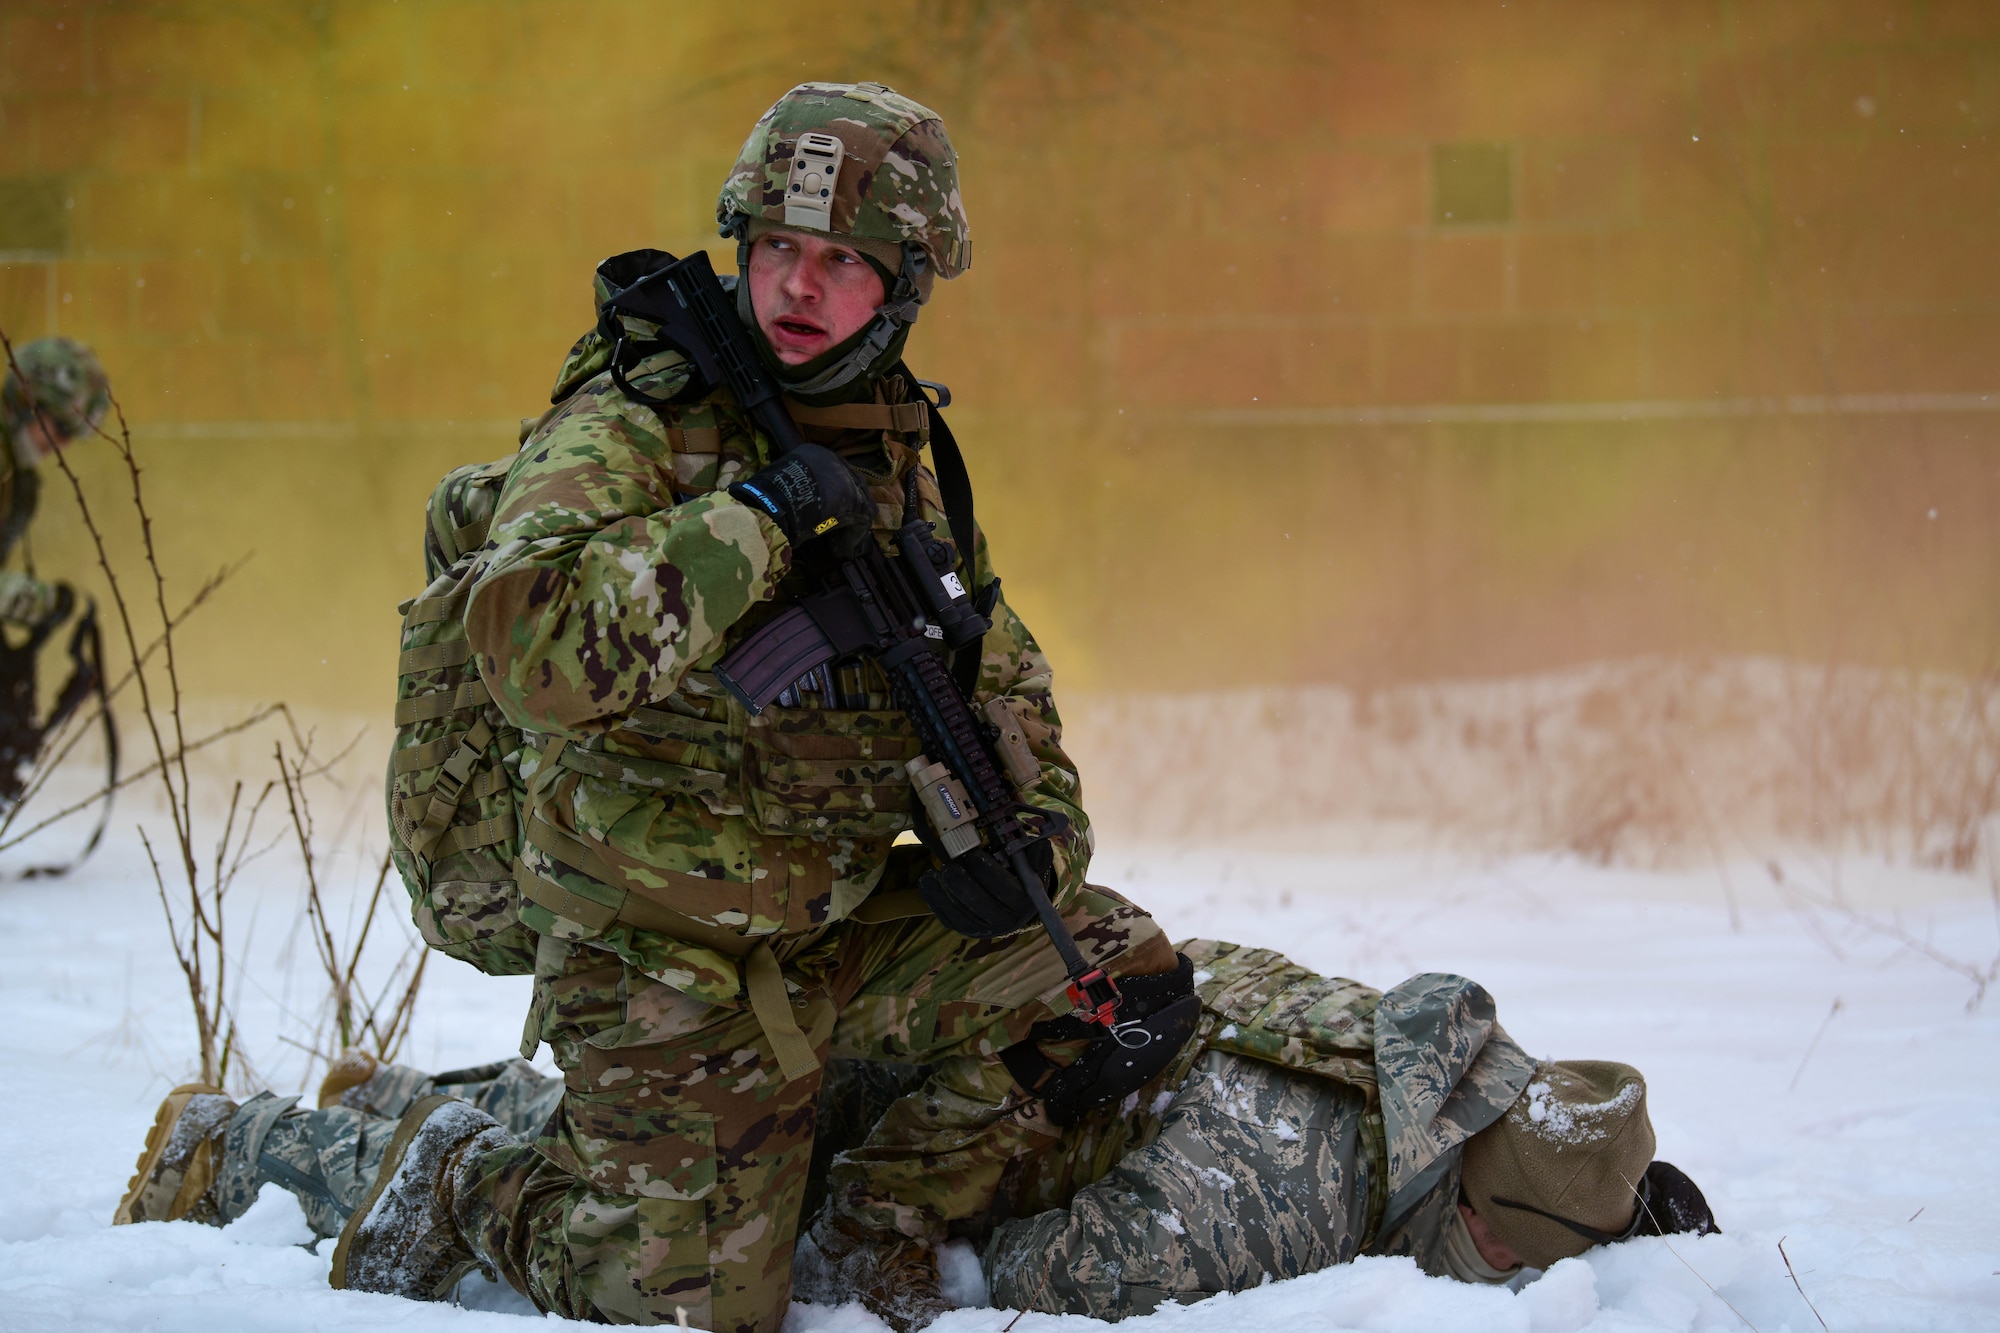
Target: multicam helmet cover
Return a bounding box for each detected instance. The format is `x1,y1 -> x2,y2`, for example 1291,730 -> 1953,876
717,80 -> 970,281
2,337 -> 110,444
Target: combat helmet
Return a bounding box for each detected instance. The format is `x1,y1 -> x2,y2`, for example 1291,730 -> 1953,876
3,337 -> 110,445
717,81 -> 969,399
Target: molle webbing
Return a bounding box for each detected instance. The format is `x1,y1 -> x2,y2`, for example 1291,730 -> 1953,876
518,807 -> 758,955
395,732 -> 479,774
397,639 -> 472,675
422,812 -> 514,859
552,740 -> 730,799
514,806 -> 824,1083
450,518 -> 489,555
617,704 -> 730,748
667,424 -> 722,453
398,705 -> 503,859
393,679 -> 490,726
786,399 -> 929,439
403,586 -> 470,626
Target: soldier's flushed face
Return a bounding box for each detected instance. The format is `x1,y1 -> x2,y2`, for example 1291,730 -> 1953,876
747,229 -> 887,365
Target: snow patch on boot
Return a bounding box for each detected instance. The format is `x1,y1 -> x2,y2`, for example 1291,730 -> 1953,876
330,1096 -> 509,1300
163,1094 -> 236,1166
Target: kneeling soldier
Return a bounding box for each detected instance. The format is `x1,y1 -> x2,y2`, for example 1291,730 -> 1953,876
120,80 -> 1183,1333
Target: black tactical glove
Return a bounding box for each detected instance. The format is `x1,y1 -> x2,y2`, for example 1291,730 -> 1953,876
913,808 -> 1068,939
728,443 -> 874,552
1630,1161 -> 1720,1238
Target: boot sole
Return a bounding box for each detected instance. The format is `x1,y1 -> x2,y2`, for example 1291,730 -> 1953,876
328,1092 -> 461,1293
111,1083 -> 226,1226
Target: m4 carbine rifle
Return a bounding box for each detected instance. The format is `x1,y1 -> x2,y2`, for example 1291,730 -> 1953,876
593,247 -> 1129,1035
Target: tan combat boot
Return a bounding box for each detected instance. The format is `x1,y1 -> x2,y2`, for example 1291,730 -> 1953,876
112,1084 -> 238,1226
328,1093 -> 510,1300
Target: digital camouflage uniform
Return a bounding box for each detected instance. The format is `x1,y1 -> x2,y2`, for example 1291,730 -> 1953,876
981,939 -> 1540,1320
191,1060 -> 566,1241
442,85 -> 1174,1332
0,337 -> 109,626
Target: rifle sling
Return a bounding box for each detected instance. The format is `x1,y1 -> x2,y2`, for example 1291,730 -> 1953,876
895,363 -> 985,699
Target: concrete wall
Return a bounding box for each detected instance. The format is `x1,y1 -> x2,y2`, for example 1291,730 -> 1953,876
1,1 -> 1996,707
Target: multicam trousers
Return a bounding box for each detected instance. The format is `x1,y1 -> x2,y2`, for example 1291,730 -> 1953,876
458,882 -> 1174,1332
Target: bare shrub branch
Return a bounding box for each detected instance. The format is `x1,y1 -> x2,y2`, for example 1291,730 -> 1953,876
0,319 -> 283,1087
278,736 -> 426,1081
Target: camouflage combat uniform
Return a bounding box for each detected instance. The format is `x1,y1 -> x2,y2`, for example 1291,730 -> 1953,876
0,427 -> 46,624
0,337 -> 109,626
444,276 -> 1170,1328
981,939 -> 1540,1321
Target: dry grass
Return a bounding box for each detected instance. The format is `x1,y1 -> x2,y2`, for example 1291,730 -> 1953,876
1067,655 -> 2000,1006
2,324 -> 266,1085
1067,656 -> 2000,870
277,732 -> 427,1082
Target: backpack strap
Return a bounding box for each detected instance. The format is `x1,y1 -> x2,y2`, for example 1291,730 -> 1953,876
404,716 -> 496,861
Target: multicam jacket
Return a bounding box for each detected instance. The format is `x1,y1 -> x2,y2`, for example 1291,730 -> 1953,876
0,424 -> 38,565
985,940 -> 1539,1321
463,295 -> 1091,1033
0,427 -> 59,627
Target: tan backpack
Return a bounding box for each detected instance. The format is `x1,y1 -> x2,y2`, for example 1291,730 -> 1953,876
384,455 -> 538,976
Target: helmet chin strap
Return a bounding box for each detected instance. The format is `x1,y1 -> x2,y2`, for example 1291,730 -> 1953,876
730,215 -> 929,398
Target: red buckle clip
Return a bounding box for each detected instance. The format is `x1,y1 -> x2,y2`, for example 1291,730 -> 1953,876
1066,967 -> 1122,1028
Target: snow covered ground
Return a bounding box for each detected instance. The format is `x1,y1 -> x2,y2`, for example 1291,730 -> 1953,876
1,825 -> 1996,1332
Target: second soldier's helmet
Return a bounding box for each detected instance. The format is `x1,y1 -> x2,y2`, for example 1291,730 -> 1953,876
716,82 -> 968,398
2,337 -> 110,444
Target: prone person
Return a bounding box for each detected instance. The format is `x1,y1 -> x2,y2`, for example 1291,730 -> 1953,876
923,938 -> 1718,1319
117,939 -> 1715,1326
